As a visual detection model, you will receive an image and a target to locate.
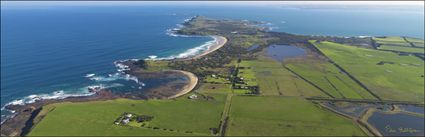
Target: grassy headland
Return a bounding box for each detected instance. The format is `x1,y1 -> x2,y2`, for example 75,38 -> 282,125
2,16 -> 424,136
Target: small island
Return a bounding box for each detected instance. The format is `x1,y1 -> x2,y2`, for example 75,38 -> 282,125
1,16 -> 424,136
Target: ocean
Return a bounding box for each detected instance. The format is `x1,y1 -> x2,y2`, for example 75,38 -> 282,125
1,3 -> 424,121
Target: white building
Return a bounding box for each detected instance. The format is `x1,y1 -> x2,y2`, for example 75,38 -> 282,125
188,94 -> 198,99
122,118 -> 130,125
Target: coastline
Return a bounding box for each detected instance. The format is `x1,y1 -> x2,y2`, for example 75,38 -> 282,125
163,35 -> 226,98
186,35 -> 227,60
167,70 -> 198,99
0,34 -> 227,136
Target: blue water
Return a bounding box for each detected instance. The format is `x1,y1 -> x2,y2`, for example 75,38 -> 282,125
368,111 -> 424,136
1,3 -> 424,121
266,45 -> 306,61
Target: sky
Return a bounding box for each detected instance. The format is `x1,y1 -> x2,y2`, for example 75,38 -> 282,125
2,1 -> 424,7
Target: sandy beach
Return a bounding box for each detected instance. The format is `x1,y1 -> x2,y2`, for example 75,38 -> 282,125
0,35 -> 225,136
169,35 -> 226,98
166,35 -> 226,98
184,35 -> 228,60
167,70 -> 199,99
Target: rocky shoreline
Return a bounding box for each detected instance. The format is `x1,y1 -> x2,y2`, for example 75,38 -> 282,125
0,40 -> 217,136
1,89 -> 118,136
0,66 -> 199,136
1,18 -> 226,135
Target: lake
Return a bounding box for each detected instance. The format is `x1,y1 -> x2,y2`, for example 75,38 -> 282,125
1,2 -> 424,122
265,45 -> 306,61
368,111 -> 424,136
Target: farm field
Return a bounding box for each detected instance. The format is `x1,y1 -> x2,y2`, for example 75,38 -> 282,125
225,96 -> 366,136
406,37 -> 425,45
237,61 -> 258,87
3,14 -> 424,137
373,36 -> 406,43
378,45 -> 424,54
196,83 -> 231,94
29,93 -> 227,136
373,36 -> 425,48
240,57 -> 326,97
412,42 -> 425,47
313,41 -> 424,102
203,75 -> 230,84
285,55 -> 377,99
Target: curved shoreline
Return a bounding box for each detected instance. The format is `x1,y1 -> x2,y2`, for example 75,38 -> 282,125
182,35 -> 228,60
0,35 -> 227,136
166,35 -> 226,98
167,70 -> 198,99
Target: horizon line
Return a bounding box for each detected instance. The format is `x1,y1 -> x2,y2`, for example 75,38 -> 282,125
2,1 -> 424,6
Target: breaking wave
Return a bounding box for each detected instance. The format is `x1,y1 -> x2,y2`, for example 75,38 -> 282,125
0,83 -> 125,124
112,60 -> 144,85
146,37 -> 217,60
1,15 -> 203,124
5,90 -> 93,106
165,16 -> 201,38
159,17 -> 219,61
85,73 -> 95,78
88,72 -> 143,85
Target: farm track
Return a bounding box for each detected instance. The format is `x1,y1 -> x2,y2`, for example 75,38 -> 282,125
403,36 -> 421,48
218,60 -> 240,136
324,76 -> 345,98
370,38 -> 379,49
306,97 -> 424,105
309,43 -> 383,101
219,93 -> 233,137
282,65 -> 335,98
376,49 -> 425,61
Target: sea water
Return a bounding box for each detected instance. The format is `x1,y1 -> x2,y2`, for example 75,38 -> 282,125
1,3 -> 424,122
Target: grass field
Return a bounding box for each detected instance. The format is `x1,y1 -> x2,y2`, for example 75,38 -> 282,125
145,60 -> 171,71
313,41 -> 424,102
285,55 -> 377,99
231,34 -> 267,48
226,96 -> 366,136
237,61 -> 258,87
29,93 -> 227,136
377,42 -> 412,47
413,42 -> 425,47
203,75 -> 230,84
378,45 -> 424,54
373,36 -> 425,48
373,36 -> 406,43
373,36 -> 412,47
240,57 -> 327,97
406,37 -> 425,45
196,83 -> 231,94
406,38 -> 425,47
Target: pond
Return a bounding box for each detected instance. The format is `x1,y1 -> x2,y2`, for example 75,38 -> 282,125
265,45 -> 306,61
399,105 -> 425,114
368,111 -> 424,136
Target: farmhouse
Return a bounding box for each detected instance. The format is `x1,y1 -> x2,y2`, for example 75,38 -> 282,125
121,118 -> 130,125
188,94 -> 198,99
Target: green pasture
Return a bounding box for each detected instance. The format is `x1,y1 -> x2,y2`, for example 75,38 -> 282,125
285,56 -> 378,100
239,57 -> 326,97
373,36 -> 406,43
378,45 -> 424,54
226,96 -> 366,136
29,93 -> 227,136
313,40 -> 424,102
196,83 -> 231,94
